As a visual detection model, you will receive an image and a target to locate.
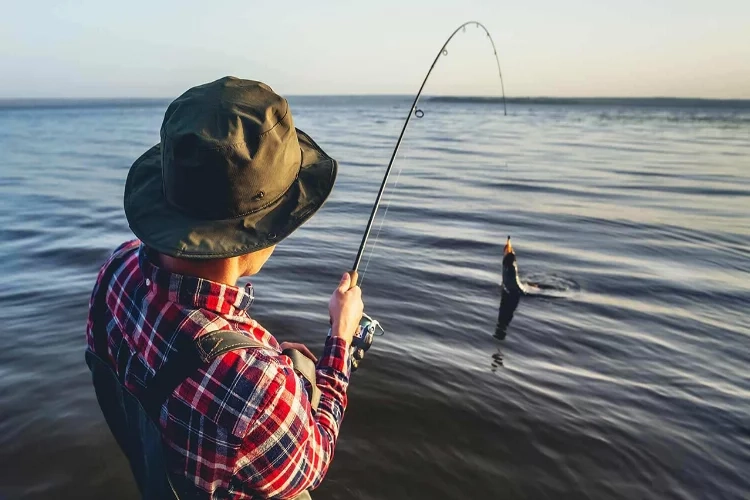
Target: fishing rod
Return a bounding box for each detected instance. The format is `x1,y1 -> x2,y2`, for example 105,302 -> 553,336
342,21 -> 508,370
352,20 -> 506,278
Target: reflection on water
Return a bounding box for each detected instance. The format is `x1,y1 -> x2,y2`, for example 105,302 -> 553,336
494,288 -> 521,340
490,346 -> 504,372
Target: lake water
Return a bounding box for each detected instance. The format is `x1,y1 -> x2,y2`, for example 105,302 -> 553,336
0,96 -> 748,499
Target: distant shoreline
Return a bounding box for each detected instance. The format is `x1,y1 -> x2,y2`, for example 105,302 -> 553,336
1,95 -> 749,110
426,96 -> 750,108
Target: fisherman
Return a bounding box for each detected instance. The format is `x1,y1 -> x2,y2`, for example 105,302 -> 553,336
85,76 -> 363,499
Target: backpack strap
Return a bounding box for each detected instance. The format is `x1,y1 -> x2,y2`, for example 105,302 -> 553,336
140,330 -> 266,420
282,348 -> 322,411
140,332 -> 323,419
194,330 -> 267,362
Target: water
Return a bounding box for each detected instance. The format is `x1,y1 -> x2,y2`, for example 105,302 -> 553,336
1,96 -> 748,499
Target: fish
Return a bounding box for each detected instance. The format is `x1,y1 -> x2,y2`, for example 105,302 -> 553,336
494,236 -> 576,343
495,236 -> 523,340
501,236 -> 527,296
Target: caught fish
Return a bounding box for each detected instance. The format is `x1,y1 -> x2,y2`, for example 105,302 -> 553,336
494,237 -> 577,343
501,236 -> 527,296
495,236 -> 523,339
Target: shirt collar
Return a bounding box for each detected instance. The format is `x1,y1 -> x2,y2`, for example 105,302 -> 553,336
138,244 -> 255,316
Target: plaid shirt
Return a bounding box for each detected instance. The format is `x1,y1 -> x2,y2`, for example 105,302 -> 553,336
86,240 -> 351,498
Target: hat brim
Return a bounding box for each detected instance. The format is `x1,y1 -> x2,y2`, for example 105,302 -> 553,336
124,128 -> 337,259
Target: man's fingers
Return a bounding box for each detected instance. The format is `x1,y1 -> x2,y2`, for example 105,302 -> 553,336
337,272 -> 351,292
297,345 -> 318,363
281,342 -> 318,363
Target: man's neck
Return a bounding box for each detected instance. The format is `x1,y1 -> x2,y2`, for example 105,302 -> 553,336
157,253 -> 242,286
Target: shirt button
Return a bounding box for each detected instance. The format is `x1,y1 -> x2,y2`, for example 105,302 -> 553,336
145,278 -> 151,286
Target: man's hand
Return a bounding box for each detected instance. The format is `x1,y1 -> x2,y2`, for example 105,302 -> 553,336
279,342 -> 318,363
328,272 -> 364,345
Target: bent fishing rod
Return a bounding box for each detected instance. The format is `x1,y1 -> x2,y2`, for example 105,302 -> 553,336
341,21 -> 507,370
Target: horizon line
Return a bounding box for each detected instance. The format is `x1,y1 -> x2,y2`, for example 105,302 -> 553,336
2,95 -> 750,111
1,94 -> 749,101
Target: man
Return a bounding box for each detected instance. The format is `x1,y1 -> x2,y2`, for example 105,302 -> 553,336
86,76 -> 363,499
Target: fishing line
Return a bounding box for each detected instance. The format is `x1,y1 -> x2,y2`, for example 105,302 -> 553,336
358,150 -> 406,286
350,21 -> 507,279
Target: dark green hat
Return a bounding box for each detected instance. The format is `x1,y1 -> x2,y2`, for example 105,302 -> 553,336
124,76 -> 337,259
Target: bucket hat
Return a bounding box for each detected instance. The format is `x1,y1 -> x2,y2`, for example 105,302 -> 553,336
124,76 -> 337,259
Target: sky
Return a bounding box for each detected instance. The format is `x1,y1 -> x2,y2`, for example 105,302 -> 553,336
1,0 -> 749,99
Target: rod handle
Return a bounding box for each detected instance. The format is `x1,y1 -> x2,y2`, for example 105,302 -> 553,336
348,270 -> 359,288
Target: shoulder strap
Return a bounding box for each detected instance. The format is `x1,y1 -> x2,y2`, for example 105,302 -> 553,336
141,335 -> 322,419
194,330 -> 266,362
282,348 -> 322,411
141,330 -> 265,420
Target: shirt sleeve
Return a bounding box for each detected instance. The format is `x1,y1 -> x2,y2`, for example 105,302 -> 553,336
85,239 -> 141,354
234,336 -> 351,498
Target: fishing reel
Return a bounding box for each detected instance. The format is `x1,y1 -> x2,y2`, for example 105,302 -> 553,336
350,313 -> 384,371
329,313 -> 384,371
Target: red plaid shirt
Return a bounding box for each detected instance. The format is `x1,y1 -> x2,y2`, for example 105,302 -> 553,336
86,240 -> 351,498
